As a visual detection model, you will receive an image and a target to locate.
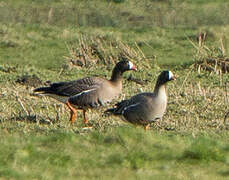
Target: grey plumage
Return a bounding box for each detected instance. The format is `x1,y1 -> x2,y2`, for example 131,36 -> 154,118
34,77 -> 104,104
105,70 -> 176,129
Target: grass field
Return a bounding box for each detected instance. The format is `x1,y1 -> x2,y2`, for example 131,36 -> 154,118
1,0 -> 229,179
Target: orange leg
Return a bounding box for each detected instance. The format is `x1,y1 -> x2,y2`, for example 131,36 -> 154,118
83,110 -> 88,124
66,101 -> 77,123
144,124 -> 150,131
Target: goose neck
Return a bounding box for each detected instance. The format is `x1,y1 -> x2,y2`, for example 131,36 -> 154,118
110,67 -> 123,82
154,83 -> 166,96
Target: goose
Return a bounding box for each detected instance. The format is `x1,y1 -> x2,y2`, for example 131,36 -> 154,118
105,70 -> 175,130
34,60 -> 137,124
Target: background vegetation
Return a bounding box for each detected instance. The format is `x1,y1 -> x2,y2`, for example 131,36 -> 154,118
0,0 -> 229,179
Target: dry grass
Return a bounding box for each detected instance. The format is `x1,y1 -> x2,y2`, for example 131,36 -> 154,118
191,32 -> 229,74
1,66 -> 228,135
64,34 -> 154,70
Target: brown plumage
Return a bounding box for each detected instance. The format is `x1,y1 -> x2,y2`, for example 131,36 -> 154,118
34,60 -> 137,124
105,70 -> 176,130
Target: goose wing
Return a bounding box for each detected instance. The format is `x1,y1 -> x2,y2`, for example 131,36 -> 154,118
34,77 -> 104,97
106,93 -> 157,125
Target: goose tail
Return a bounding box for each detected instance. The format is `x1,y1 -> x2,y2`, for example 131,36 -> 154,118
33,86 -> 52,94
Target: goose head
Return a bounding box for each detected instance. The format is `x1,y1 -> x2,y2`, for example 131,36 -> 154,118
110,60 -> 137,82
115,60 -> 137,73
157,70 -> 176,85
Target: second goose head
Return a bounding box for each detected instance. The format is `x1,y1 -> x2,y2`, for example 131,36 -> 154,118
157,71 -> 176,84
153,70 -> 176,94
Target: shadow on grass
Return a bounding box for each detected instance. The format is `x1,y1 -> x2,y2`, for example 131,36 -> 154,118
9,114 -> 56,125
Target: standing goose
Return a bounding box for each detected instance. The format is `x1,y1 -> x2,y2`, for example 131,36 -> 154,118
105,70 -> 175,130
34,60 -> 137,124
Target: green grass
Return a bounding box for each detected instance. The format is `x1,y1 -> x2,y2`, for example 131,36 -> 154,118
1,128 -> 229,179
1,0 -> 229,179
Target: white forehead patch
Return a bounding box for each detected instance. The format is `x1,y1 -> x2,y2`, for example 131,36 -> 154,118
128,61 -> 134,70
168,71 -> 173,80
